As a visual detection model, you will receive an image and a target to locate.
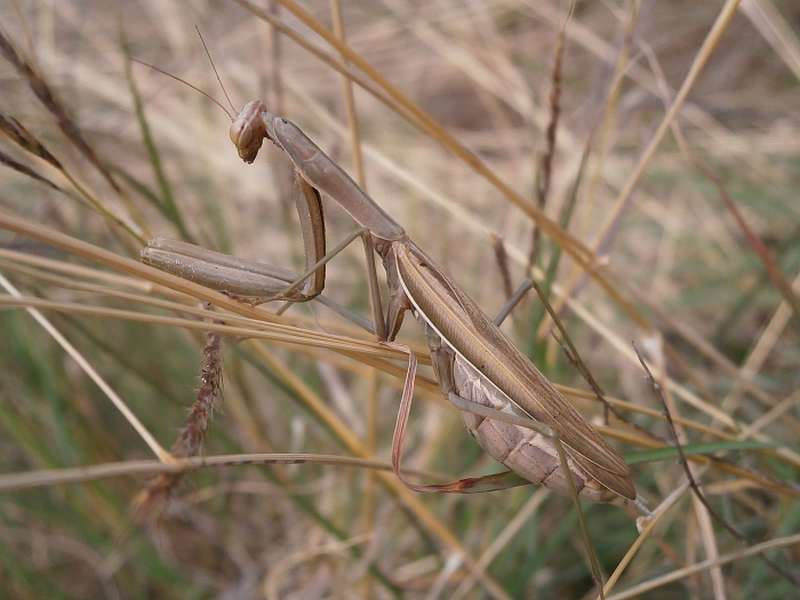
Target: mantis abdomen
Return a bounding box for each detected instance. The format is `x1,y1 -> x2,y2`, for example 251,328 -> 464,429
454,358 -> 617,502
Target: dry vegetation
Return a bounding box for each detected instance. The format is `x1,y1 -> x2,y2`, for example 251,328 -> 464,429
1,1 -> 799,598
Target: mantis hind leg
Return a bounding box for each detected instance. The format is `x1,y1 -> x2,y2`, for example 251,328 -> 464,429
493,278 -> 534,326
389,326 -> 532,494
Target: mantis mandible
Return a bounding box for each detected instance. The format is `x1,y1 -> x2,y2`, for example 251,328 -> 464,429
142,99 -> 638,505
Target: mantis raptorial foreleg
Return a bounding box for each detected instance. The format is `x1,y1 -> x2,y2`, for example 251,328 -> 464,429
142,232 -> 377,334
143,176 -> 324,304
142,200 -> 382,334
142,99 -> 639,506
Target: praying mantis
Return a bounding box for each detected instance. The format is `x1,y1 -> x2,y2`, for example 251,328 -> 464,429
141,99 -> 638,506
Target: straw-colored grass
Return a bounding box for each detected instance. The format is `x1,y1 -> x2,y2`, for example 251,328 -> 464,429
1,1 -> 798,598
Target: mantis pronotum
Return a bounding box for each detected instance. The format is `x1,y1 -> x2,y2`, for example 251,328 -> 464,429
142,99 -> 639,507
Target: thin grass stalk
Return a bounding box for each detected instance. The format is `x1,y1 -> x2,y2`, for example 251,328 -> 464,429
0,452 -> 437,492
0,205 -> 425,350
451,488 -> 550,599
600,479 -> 693,598
591,0 -> 743,250
0,295 -> 414,360
695,161 -> 800,326
531,133 -> 592,348
0,247 -> 154,290
6,286 -> 799,500
648,339 -> 726,598
577,0 -> 639,239
0,205 -> 282,321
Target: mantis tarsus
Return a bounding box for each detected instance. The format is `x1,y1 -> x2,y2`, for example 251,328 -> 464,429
142,99 -> 639,506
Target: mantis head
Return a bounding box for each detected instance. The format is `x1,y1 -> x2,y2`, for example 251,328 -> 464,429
230,100 -> 268,164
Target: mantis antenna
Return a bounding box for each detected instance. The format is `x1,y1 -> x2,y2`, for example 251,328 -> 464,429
130,57 -> 234,121
194,25 -> 237,116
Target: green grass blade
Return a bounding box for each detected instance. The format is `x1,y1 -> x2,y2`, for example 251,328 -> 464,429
625,440 -> 779,465
121,32 -> 193,243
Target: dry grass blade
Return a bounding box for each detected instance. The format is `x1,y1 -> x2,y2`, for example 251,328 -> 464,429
3,286 -> 795,500
0,247 -> 155,291
0,294 -> 410,361
742,0 -> 800,80
451,489 -> 550,598
600,478 -> 694,598
623,279 -> 788,414
0,241 -> 398,345
0,205 -> 279,321
641,338 -> 725,598
531,279 -> 657,445
263,534 -> 372,599
0,452 -> 435,493
537,0 -> 743,334
0,31 -> 149,241
227,0 -> 399,113
325,5 -> 376,593
328,0 -> 366,188
535,280 -> 790,501
739,390 -> 800,439
122,40 -> 193,243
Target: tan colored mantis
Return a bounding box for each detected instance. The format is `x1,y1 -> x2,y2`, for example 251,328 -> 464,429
142,99 -> 638,506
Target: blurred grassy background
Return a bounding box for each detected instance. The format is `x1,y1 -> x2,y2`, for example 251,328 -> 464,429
0,1 -> 799,598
